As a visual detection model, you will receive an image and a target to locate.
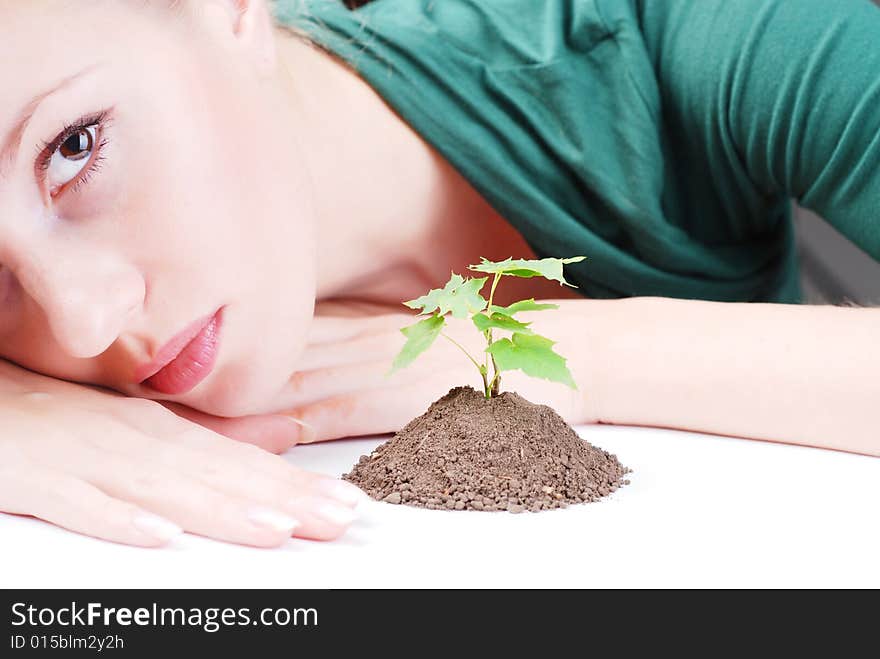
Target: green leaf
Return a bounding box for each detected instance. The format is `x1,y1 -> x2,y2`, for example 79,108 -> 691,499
488,298 -> 560,316
485,332 -> 578,389
386,314 -> 445,375
468,256 -> 586,287
471,311 -> 534,335
402,273 -> 489,319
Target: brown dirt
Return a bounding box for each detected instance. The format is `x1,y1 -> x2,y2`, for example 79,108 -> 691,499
343,386 -> 631,513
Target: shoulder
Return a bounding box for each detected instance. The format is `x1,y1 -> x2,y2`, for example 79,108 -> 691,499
401,0 -> 614,67
292,0 -> 617,69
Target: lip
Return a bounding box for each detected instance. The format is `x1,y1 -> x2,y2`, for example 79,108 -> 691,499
136,307 -> 224,395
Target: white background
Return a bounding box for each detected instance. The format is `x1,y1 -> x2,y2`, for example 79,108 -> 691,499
2,424 -> 877,589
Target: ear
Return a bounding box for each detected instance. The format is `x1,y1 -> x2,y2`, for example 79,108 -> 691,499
197,0 -> 278,76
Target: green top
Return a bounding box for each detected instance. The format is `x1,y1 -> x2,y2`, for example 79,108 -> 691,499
272,0 -> 880,302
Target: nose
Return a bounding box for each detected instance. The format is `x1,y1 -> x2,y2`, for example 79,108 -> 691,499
13,239 -> 146,359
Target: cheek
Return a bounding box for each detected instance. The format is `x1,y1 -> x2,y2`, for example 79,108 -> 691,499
0,311 -> 102,385
0,267 -> 12,306
121,118 -> 247,255
0,270 -> 16,341
53,138 -> 124,222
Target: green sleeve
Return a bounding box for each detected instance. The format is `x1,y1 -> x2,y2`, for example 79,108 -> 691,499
638,0 -> 880,260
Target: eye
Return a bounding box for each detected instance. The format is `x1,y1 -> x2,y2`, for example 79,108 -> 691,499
46,125 -> 97,191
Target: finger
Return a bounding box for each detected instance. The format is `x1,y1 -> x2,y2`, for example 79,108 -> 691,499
280,356 -> 466,412
294,331 -> 405,371
284,360 -> 402,409
306,309 -> 411,345
159,448 -> 368,540
140,444 -> 369,540
64,423 -> 363,544
300,312 -> 479,369
90,462 -> 300,548
159,401 -> 299,454
117,433 -> 366,539
53,404 -> 325,510
98,400 -> 318,486
285,379 -> 457,443
168,425 -> 326,488
286,495 -> 360,541
0,465 -> 182,548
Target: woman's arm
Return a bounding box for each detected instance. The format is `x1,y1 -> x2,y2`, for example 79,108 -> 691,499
586,1 -> 880,454
584,296 -> 880,456
273,297 -> 875,457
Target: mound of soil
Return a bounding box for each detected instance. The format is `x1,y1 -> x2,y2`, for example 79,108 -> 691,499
343,386 -> 630,513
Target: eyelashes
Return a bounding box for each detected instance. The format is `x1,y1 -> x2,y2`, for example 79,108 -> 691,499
35,109 -> 112,196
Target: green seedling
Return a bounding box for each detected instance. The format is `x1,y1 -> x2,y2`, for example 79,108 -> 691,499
386,256 -> 587,399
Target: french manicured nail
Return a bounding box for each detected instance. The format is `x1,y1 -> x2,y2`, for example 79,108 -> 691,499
133,513 -> 183,542
306,498 -> 358,526
315,479 -> 370,506
247,507 -> 301,533
281,415 -> 318,444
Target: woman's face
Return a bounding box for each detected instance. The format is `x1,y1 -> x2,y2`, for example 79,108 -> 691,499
0,0 -> 318,416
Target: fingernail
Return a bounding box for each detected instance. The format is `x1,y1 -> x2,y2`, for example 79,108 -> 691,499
304,498 -> 358,526
314,479 -> 370,506
247,507 -> 301,533
133,513 -> 183,542
280,415 -> 318,444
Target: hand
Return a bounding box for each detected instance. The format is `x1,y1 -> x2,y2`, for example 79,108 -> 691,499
156,400 -> 300,455
272,297 -> 599,443
0,360 -> 367,548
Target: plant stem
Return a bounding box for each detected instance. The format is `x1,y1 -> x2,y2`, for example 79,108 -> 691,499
483,272 -> 503,399
441,332 -> 487,391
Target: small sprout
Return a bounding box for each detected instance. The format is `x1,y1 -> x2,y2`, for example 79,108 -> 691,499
402,272 -> 488,319
386,255 -> 588,399
486,332 -> 577,390
468,256 -> 586,286
388,314 -> 446,373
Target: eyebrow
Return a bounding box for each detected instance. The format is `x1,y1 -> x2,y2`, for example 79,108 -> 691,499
0,66 -> 99,179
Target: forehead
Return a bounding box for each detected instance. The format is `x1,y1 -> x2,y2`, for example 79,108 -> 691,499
0,1 -> 166,111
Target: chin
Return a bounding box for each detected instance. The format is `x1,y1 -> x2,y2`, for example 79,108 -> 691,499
194,358 -> 289,418
178,299 -> 310,417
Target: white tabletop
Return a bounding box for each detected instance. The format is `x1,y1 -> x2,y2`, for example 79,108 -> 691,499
1,424 -> 877,589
